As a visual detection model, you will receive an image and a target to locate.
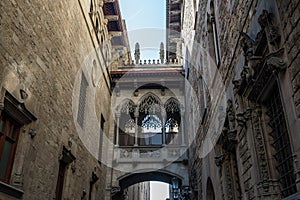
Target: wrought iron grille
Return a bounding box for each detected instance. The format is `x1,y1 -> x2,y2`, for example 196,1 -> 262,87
77,73 -> 88,127
267,86 -> 296,197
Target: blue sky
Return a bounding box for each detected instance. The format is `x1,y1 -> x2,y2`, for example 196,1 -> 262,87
119,0 -> 166,60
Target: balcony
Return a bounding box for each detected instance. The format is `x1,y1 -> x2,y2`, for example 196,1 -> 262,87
113,145 -> 188,164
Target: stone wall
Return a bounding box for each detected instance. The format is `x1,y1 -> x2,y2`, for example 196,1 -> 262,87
0,0 -> 112,199
186,0 -> 300,199
277,0 -> 300,117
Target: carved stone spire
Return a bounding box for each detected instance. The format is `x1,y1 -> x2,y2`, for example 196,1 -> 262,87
160,42 -> 164,64
134,42 -> 140,64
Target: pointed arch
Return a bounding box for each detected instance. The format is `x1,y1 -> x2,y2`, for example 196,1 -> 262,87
138,92 -> 162,113
117,99 -> 136,146
164,97 -> 181,113
164,98 -> 181,145
137,93 -> 163,146
206,178 -> 215,200
117,99 -> 136,114
207,0 -> 220,68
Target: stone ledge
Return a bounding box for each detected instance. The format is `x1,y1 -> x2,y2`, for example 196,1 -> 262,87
0,181 -> 24,199
282,192 -> 300,200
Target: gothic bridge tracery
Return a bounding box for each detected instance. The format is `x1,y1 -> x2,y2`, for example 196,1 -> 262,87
109,62 -> 189,199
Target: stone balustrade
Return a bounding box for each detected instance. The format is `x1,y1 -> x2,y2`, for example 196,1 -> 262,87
122,58 -> 182,66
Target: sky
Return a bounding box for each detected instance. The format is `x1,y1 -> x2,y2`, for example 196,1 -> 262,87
119,0 -> 166,60
150,181 -> 170,200
118,1 -> 169,199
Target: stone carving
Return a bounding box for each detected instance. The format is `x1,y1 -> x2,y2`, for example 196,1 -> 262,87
0,101 -> 4,111
139,95 -> 162,113
227,99 -> 236,129
160,42 -> 164,64
134,42 -> 140,64
227,130 -> 237,142
214,98 -> 241,199
215,154 -> 224,167
236,112 -> 246,128
168,149 -> 180,157
190,168 -> 198,191
110,186 -> 121,195
20,88 -> 28,100
224,161 -> 234,200
240,65 -> 254,84
236,10 -> 284,102
140,150 -> 161,158
165,98 -> 180,113
258,10 -> 281,47
266,48 -> 286,71
232,79 -> 242,94
90,171 -> 99,184
251,106 -> 270,191
240,32 -> 254,58
120,149 -> 131,158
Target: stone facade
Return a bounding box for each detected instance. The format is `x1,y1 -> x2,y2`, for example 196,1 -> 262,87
125,182 -> 150,200
184,0 -> 300,199
107,59 -> 190,199
1,0 -> 299,199
0,0 -> 113,199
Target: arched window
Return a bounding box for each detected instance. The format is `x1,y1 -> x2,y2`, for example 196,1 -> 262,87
266,85 -> 296,197
165,98 -> 181,145
141,115 -> 162,145
207,1 -> 220,68
207,178 -> 215,200
138,94 -> 163,146
90,0 -> 93,13
118,100 -> 135,146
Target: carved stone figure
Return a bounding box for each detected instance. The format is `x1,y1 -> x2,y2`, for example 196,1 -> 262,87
266,48 -> 286,71
258,10 -> 281,48
240,32 -> 254,58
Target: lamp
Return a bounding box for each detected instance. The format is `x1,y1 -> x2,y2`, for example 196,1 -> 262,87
171,177 -> 180,200
171,177 -> 179,189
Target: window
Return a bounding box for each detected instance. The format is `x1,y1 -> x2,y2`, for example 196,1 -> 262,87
138,94 -> 163,146
55,147 -> 75,200
208,1 -> 220,68
118,100 -> 136,146
266,86 -> 296,197
185,48 -> 190,79
140,114 -> 162,146
198,75 -> 207,122
55,161 -> 67,200
165,118 -> 179,144
119,118 -> 135,146
98,115 -> 105,162
165,98 -> 181,145
77,72 -> 88,127
0,113 -> 20,183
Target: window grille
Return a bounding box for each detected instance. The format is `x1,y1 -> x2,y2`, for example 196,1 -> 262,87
266,86 -> 296,197
77,73 -> 88,127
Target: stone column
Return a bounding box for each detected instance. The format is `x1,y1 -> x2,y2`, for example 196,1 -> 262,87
181,106 -> 185,146
115,112 -> 120,147
161,109 -> 166,146
134,109 -> 139,146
